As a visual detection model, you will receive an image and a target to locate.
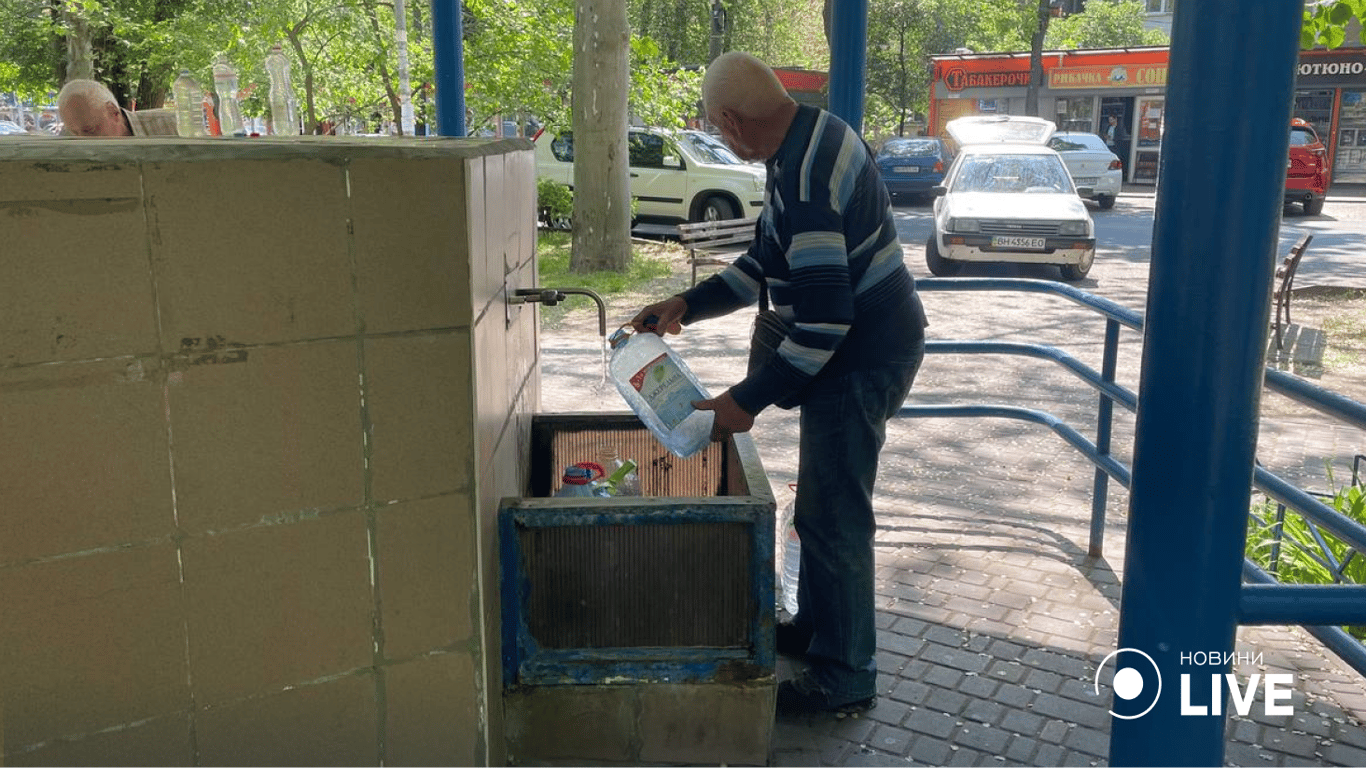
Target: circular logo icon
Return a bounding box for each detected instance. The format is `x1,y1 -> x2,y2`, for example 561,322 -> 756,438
1094,647 -> 1162,719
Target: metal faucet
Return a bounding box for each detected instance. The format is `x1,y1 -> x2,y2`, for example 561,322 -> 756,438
509,287 -> 607,337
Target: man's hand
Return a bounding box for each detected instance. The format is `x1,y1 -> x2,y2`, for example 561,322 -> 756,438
692,391 -> 755,441
630,296 -> 688,336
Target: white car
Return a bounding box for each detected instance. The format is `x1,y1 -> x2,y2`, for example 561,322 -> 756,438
1046,131 -> 1123,210
534,126 -> 765,224
927,115 -> 1096,281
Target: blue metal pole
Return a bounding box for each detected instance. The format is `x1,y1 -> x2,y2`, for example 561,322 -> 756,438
826,0 -> 867,133
1109,0 -> 1302,765
431,0 -> 466,136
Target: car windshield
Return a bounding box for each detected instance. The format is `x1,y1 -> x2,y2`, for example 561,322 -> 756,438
878,139 -> 939,159
1047,134 -> 1108,153
1290,126 -> 1319,146
951,154 -> 1073,194
681,132 -> 744,164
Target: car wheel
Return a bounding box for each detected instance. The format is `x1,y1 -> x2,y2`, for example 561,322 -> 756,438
1060,249 -> 1095,281
698,196 -> 737,222
925,236 -> 962,277
1303,196 -> 1325,216
1096,194 -> 1116,210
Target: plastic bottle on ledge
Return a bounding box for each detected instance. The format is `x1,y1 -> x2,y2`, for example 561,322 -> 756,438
554,462 -> 604,498
264,43 -> 296,135
211,55 -> 246,136
171,70 -> 207,137
607,323 -> 714,459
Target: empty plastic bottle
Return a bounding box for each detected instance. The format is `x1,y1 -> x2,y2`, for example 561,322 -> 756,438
171,70 -> 207,137
554,462 -> 604,498
594,443 -> 641,496
211,55 -> 246,136
607,325 -> 714,459
264,43 -> 296,135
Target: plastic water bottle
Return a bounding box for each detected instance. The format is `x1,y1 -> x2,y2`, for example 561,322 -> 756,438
593,458 -> 640,497
607,325 -> 714,459
554,462 -> 604,497
212,55 -> 246,136
264,43 -> 296,135
595,443 -> 641,496
781,524 -> 801,617
172,70 -> 206,137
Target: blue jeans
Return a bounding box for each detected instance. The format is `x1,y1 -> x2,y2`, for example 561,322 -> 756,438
793,349 -> 923,702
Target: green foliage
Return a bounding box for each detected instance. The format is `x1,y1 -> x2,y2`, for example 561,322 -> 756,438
1245,469 -> 1366,641
1044,0 -> 1169,49
537,178 -> 573,229
1303,0 -> 1366,49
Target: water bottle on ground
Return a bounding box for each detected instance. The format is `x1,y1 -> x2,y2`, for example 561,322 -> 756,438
554,462 -> 604,497
212,55 -> 246,137
172,70 -> 206,137
776,494 -> 800,616
607,324 -> 714,459
264,43 -> 296,135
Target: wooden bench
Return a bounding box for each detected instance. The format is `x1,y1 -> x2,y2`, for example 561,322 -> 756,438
1272,233 -> 1313,350
677,216 -> 759,286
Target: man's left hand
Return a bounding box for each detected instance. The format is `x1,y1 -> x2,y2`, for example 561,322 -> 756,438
692,391 -> 755,441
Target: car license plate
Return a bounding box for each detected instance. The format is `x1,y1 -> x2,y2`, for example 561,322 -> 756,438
895,166 -> 919,173
1073,177 -> 1098,185
992,236 -> 1046,250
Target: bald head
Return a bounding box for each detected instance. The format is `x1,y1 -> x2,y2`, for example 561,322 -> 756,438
702,52 -> 794,121
702,52 -> 798,162
58,79 -> 130,137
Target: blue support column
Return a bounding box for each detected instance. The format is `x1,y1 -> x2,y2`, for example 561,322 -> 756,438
431,0 -> 466,136
1109,1 -> 1302,765
826,0 -> 867,133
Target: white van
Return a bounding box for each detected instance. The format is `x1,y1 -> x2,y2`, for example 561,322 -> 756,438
534,126 -> 765,224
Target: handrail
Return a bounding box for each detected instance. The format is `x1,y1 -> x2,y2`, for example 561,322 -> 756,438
907,277 -> 1366,675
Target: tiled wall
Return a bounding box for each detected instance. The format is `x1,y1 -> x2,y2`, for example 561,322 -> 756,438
0,137 -> 538,766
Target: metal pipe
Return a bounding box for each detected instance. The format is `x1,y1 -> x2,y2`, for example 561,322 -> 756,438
1110,0 -> 1303,763
431,0 -> 465,136
509,287 -> 607,337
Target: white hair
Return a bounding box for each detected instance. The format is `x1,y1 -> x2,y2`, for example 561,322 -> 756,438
58,79 -> 119,109
701,51 -> 792,120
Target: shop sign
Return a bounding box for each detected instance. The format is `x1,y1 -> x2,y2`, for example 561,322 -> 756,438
1049,64 -> 1167,89
943,65 -> 1032,92
1297,56 -> 1366,82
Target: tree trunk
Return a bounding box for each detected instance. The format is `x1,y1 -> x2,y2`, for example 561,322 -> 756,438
570,0 -> 632,272
1026,0 -> 1049,117
63,4 -> 94,82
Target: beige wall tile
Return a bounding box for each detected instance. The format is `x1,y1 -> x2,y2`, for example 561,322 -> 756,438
375,495 -> 475,660
465,158 -> 492,309
0,163 -> 156,366
0,358 -> 172,563
365,333 -> 474,503
167,340 -> 363,534
348,158 -> 472,335
196,674 -> 379,767
384,653 -> 481,766
181,513 -> 373,705
145,159 -> 354,346
16,714 -> 193,767
0,545 -> 188,749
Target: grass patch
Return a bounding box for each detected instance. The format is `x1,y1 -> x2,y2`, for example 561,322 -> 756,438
534,230 -> 679,329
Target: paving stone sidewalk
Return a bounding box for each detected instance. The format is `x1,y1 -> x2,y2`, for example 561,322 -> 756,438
536,197 -> 1366,766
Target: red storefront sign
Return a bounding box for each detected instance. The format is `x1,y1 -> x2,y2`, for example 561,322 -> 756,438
942,65 -> 1032,92
1049,64 -> 1168,89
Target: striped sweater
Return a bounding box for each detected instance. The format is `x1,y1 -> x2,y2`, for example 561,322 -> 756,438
680,104 -> 927,414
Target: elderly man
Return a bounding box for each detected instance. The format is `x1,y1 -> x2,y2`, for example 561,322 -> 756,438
57,79 -> 177,137
629,51 -> 928,716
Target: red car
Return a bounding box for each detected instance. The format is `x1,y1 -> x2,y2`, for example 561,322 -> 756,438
1286,118 -> 1328,215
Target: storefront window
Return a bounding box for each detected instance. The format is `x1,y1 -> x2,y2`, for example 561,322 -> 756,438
1335,91 -> 1366,184
1054,97 -> 1095,133
1146,0 -> 1175,12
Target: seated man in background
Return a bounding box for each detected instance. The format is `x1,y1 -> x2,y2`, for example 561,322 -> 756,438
57,79 -> 177,137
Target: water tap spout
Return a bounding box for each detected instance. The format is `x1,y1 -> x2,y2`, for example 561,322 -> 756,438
510,287 -> 607,337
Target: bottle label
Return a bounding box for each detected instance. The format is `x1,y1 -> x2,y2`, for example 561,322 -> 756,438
628,353 -> 703,430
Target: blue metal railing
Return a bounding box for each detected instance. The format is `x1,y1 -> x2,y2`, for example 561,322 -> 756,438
900,277 -> 1366,679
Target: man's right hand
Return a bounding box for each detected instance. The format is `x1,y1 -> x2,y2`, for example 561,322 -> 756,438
630,296 -> 688,336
